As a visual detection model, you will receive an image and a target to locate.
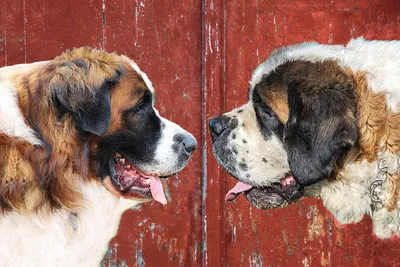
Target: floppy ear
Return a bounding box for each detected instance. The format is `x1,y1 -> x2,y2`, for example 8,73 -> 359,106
282,62 -> 358,186
49,57 -> 121,136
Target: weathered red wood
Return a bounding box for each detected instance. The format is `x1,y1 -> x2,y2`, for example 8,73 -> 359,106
202,0 -> 226,265
1,0 -> 400,266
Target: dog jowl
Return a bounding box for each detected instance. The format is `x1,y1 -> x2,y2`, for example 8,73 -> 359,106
209,38 -> 400,239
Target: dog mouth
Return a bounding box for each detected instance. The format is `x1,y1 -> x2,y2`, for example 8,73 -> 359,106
109,154 -> 167,205
225,174 -> 303,209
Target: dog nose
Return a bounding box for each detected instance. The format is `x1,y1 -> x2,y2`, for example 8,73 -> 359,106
209,116 -> 230,138
182,134 -> 197,153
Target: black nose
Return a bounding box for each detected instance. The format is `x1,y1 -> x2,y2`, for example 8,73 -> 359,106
209,116 -> 230,139
182,134 -> 197,153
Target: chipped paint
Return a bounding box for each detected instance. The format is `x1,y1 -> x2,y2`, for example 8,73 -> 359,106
248,251 -> 264,267
135,233 -> 146,267
307,205 -> 325,240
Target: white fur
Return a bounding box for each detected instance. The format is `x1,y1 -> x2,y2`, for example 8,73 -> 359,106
214,102 -> 290,186
130,61 -> 155,95
0,181 -> 140,267
305,159 -> 375,225
251,37 -> 400,111
140,108 -> 196,176
304,152 -> 400,238
0,62 -> 48,145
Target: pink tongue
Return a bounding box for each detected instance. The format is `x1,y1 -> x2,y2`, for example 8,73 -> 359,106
280,175 -> 296,187
225,181 -> 253,202
150,177 -> 167,205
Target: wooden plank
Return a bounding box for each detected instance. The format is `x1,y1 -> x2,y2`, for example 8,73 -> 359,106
103,0 -> 203,266
201,0 -> 227,265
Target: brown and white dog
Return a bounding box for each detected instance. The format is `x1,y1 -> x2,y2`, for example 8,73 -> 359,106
210,38 -> 400,238
0,47 -> 196,266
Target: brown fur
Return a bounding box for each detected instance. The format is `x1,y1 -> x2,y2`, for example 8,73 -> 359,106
352,72 -> 400,210
261,91 -> 289,124
0,47 -> 146,213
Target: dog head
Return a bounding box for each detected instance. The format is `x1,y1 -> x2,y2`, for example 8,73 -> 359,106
8,47 -> 196,211
210,59 -> 357,209
51,48 -> 197,205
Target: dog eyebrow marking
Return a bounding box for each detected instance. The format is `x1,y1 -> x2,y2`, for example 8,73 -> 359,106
151,92 -> 156,106
130,61 -> 155,102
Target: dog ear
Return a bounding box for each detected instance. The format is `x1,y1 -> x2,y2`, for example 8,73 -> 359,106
282,62 -> 358,186
49,53 -> 122,136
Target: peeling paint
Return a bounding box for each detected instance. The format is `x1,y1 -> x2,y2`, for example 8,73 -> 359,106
249,251 -> 264,267
135,233 -> 146,267
307,205 -> 325,240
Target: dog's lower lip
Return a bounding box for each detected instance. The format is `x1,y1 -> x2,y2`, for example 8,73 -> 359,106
223,171 -> 303,209
109,154 -> 167,204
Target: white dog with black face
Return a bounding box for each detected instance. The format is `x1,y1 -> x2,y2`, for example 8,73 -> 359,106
210,37 -> 400,238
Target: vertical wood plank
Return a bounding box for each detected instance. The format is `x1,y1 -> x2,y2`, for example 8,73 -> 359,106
201,0 -> 226,265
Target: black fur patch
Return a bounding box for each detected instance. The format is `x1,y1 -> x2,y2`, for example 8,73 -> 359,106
96,90 -> 162,178
256,60 -> 357,186
252,88 -> 284,141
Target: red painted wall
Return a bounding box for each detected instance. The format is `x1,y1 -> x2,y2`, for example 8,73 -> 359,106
1,0 -> 400,266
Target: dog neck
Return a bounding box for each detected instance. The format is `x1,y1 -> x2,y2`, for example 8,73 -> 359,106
304,151 -> 400,238
0,181 -> 141,266
369,154 -> 400,211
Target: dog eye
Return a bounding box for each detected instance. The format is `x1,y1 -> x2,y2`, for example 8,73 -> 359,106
262,106 -> 275,117
128,102 -> 146,114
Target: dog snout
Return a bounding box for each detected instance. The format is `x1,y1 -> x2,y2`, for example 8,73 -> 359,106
174,133 -> 197,154
182,134 -> 197,153
209,116 -> 232,139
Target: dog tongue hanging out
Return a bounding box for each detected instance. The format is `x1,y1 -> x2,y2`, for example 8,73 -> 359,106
225,175 -> 302,209
112,155 -> 167,204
